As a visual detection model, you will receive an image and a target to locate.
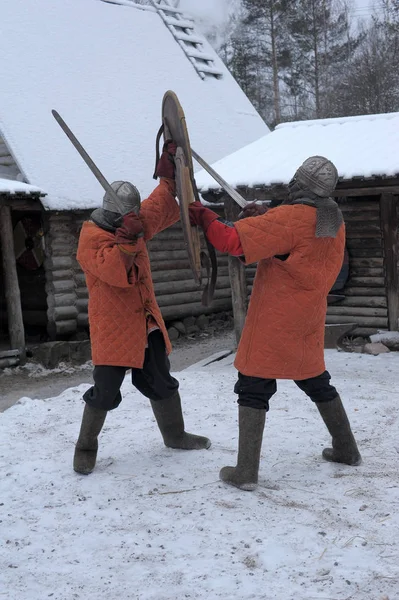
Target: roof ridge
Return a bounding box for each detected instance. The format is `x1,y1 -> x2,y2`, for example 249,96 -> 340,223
276,112 -> 399,130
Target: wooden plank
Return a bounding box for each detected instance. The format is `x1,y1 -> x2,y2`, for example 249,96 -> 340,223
0,205 -> 26,364
349,267 -> 384,277
326,315 -> 388,327
344,286 -> 386,297
224,197 -> 247,344
327,306 -> 387,317
346,238 -> 382,249
346,277 -> 385,287
380,193 -> 399,330
349,257 -> 384,267
347,248 -> 383,257
0,348 -> 20,358
338,296 -> 387,308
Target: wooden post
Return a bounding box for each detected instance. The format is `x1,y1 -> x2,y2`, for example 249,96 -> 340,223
380,194 -> 399,331
0,204 -> 26,363
223,196 -> 248,345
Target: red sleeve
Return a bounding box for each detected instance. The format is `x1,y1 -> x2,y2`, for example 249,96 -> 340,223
206,220 -> 244,257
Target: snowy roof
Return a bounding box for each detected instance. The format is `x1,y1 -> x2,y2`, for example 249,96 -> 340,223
0,179 -> 44,196
0,0 -> 268,211
195,112 -> 399,193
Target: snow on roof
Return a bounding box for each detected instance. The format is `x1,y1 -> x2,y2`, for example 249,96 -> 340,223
0,179 -> 44,195
195,112 -> 399,193
0,0 -> 268,211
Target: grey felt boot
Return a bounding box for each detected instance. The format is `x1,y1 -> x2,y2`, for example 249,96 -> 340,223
315,395 -> 362,465
73,404 -> 107,474
220,406 -> 266,491
150,392 -> 211,450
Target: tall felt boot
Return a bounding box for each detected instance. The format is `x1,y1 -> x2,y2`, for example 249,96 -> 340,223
150,391 -> 211,450
315,395 -> 361,465
220,406 -> 266,491
73,404 -> 107,474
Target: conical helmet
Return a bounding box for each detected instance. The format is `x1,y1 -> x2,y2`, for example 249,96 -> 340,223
103,181 -> 141,215
294,156 -> 338,197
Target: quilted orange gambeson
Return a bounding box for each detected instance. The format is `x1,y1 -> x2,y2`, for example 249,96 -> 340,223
76,179 -> 180,368
234,204 -> 345,380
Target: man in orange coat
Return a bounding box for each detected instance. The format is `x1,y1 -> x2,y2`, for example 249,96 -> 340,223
74,142 -> 210,475
189,156 -> 361,491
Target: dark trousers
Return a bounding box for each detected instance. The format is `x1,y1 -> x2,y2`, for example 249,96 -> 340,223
235,370 -> 338,411
83,330 -> 179,411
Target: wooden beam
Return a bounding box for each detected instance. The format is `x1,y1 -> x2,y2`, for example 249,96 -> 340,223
0,205 -> 26,363
380,194 -> 399,331
0,195 -> 43,210
223,197 -> 247,345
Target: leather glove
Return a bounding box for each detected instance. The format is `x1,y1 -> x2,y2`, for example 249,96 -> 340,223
238,202 -> 268,219
154,140 -> 177,179
188,201 -> 219,233
115,211 -> 144,243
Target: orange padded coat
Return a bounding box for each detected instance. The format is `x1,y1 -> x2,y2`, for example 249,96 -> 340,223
76,179 -> 179,368
234,204 -> 345,380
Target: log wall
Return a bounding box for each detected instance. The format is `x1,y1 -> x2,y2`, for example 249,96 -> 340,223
44,212 -> 81,338
326,198 -> 388,336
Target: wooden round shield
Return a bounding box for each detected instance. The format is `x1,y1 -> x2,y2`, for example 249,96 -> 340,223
162,91 -> 202,285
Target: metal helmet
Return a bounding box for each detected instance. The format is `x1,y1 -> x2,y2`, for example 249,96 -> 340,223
294,156 -> 339,197
102,181 -> 141,215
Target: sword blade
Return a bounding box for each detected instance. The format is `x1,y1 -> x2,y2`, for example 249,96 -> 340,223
191,149 -> 247,209
51,110 -> 126,215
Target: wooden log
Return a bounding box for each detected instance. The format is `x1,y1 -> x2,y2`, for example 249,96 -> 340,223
340,201 -> 380,210
346,248 -> 383,258
345,223 -> 382,234
342,212 -> 380,222
326,315 -> 388,327
47,280 -> 76,294
346,238 -> 382,248
74,272 -> 87,286
154,275 -> 231,295
75,299 -> 88,312
380,193 -> 399,330
47,293 -> 76,308
151,266 -> 230,283
349,257 -> 384,268
54,319 -> 77,335
0,357 -> 19,368
149,249 -> 190,261
51,306 -> 78,321
47,319 -> 77,338
77,313 -> 89,327
76,287 -> 89,299
160,298 -> 232,320
0,205 -> 26,364
345,231 -> 383,239
327,306 -> 387,317
224,197 -> 247,344
156,287 -> 232,308
344,286 -> 386,297
150,258 -> 228,271
0,348 -> 20,358
48,269 -> 74,281
346,276 -> 385,287
338,296 -> 387,308
44,256 -> 73,270
349,267 -> 384,277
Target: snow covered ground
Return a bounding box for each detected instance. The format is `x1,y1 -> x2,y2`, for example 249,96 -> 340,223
1,349 -> 398,600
